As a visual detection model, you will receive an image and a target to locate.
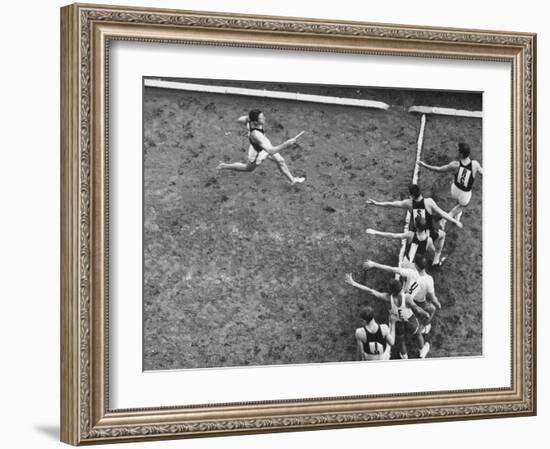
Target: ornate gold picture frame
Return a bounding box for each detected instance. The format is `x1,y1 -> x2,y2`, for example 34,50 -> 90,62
60,3 -> 536,445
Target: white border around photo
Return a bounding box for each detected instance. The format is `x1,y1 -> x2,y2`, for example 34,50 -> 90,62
109,41 -> 511,410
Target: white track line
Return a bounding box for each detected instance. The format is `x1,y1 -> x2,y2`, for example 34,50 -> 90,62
396,113 -> 426,272
144,79 -> 390,110
408,105 -> 482,118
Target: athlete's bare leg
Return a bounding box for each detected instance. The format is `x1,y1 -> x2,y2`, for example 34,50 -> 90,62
269,153 -> 305,185
415,333 -> 425,349
440,204 -> 465,230
216,161 -> 256,172
397,335 -> 408,359
415,332 -> 430,358
449,204 -> 465,223
432,230 -> 446,266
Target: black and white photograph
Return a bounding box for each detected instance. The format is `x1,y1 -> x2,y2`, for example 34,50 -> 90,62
142,78 -> 483,370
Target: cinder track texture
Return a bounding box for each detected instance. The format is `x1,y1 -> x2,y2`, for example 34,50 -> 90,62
143,79 -> 482,370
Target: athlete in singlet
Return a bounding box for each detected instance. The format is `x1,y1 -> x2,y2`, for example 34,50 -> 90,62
216,109 -> 306,185
361,257 -> 439,335
366,216 -> 435,263
405,255 -> 441,334
354,306 -> 396,361
365,184 -> 462,266
418,142 -> 483,228
345,274 -> 431,359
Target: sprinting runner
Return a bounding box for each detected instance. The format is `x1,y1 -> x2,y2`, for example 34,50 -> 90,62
365,184 -> 462,266
353,306 -> 396,361
361,257 -> 441,335
418,142 -> 483,228
344,273 -> 430,359
366,216 -> 435,264
216,109 -> 306,185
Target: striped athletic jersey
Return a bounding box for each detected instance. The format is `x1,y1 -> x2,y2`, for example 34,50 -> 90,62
398,267 -> 435,303
454,159 -> 475,192
412,271 -> 435,303
399,267 -> 421,299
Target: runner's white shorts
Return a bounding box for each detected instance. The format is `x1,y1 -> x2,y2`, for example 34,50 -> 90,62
247,146 -> 284,165
451,182 -> 472,207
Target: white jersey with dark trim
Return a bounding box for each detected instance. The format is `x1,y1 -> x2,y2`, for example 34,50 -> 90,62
398,267 -> 435,303
398,267 -> 420,299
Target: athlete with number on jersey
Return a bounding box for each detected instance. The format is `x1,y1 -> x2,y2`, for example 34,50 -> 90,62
365,184 -> 462,266
361,256 -> 440,335
406,254 -> 441,334
366,216 -> 435,263
418,142 -> 483,229
344,273 -> 430,359
353,306 -> 396,361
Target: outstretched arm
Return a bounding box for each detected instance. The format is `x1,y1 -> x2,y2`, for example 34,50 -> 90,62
365,198 -> 411,209
362,260 -> 401,275
366,229 -> 412,240
251,131 -> 306,155
427,199 -> 463,228
418,160 -> 458,173
345,273 -> 388,301
237,115 -> 249,124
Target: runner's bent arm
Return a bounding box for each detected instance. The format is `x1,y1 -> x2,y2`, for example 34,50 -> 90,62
426,279 -> 441,309
406,296 -> 430,320
427,291 -> 442,309
474,160 -> 484,176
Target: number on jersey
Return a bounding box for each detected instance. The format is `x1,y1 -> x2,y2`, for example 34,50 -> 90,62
457,166 -> 472,188
367,341 -> 384,355
415,209 -> 426,219
408,281 -> 418,295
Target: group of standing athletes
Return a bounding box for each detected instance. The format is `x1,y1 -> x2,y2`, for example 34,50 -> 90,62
345,142 -> 483,361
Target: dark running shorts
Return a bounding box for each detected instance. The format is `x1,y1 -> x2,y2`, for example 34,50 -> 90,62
395,315 -> 420,336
